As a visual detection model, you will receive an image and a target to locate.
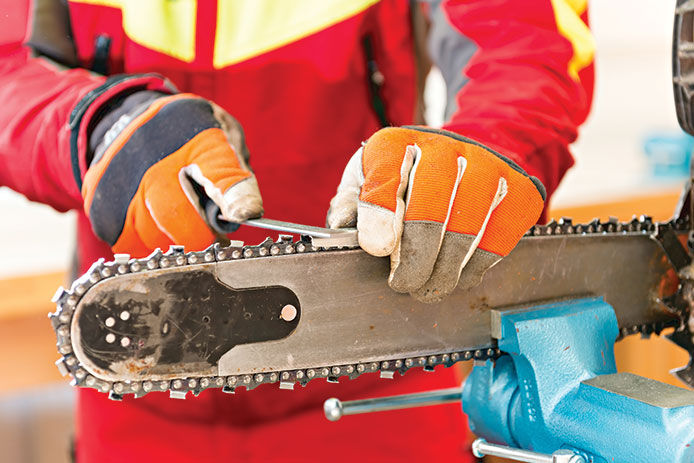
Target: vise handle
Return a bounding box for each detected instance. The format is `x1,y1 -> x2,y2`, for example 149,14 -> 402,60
472,439 -> 586,463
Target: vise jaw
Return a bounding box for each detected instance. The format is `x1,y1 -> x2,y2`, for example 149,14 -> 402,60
462,297 -> 694,463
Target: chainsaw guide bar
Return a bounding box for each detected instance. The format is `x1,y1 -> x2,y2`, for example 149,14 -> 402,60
50,217 -> 689,400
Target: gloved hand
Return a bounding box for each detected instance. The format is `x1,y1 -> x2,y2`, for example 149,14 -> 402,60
81,92 -> 262,257
327,126 -> 545,303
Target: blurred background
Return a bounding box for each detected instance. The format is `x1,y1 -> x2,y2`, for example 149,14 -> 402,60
0,1 -> 690,461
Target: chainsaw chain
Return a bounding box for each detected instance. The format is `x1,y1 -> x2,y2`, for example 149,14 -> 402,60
49,216 -> 688,401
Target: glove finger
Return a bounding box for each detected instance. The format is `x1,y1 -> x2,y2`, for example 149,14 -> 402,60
179,127 -> 262,224
355,130 -> 418,256
450,147 -> 543,295
413,177 -> 507,303
476,169 -> 544,259
113,184 -> 216,257
412,131 -> 529,302
327,146 -> 364,229
110,208 -> 152,258
121,152 -> 217,254
415,138 -> 544,302
388,143 -> 465,293
438,163 -> 543,298
454,167 -> 541,295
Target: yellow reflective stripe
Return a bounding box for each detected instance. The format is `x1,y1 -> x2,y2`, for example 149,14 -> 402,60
69,0 -> 122,8
563,0 -> 587,14
549,0 -> 594,81
121,0 -> 196,63
69,0 -> 196,63
214,0 -> 380,69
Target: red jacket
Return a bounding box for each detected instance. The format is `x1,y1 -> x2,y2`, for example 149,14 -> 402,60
0,1 -> 593,462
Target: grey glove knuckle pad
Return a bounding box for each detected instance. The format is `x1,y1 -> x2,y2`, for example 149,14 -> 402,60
389,221 -> 442,293
414,233 -> 501,303
457,250 -> 501,290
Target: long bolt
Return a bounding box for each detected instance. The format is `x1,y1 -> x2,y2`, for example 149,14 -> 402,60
323,387 -> 461,421
472,439 -> 586,463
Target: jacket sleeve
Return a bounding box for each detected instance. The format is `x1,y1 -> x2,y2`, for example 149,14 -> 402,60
0,0 -> 106,211
0,1 -> 172,212
439,0 -> 595,202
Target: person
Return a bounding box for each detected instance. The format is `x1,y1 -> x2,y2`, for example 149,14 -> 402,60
0,0 -> 594,461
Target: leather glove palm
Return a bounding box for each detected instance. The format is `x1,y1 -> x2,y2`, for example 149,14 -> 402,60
328,127 -> 545,303
82,92 -> 262,257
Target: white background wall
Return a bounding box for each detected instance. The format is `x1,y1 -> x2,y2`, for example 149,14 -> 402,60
0,189 -> 75,278
555,0 -> 684,206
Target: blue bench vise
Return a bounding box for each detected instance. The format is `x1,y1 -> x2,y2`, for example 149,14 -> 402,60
323,297 -> 694,461
463,297 -> 694,462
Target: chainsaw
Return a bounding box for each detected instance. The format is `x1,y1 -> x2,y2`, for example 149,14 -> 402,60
49,208 -> 694,400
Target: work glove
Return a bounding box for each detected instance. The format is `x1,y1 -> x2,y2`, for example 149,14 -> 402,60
327,127 -> 545,303
81,92 -> 263,257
